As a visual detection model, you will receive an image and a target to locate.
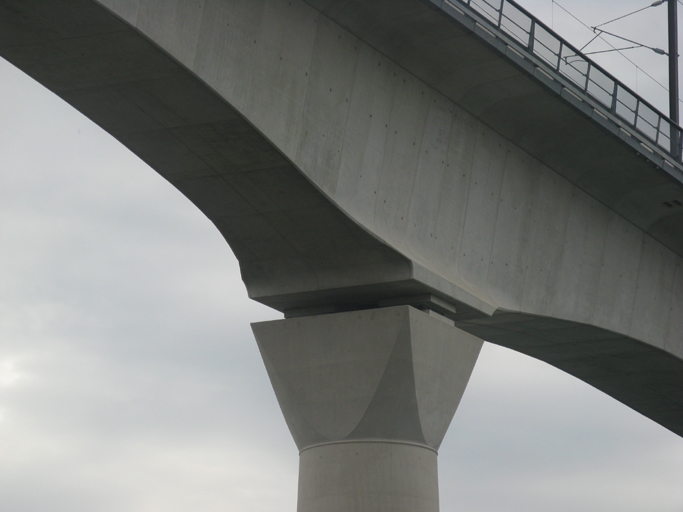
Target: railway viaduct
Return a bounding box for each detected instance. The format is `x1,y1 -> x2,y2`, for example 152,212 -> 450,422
2,0 -> 682,510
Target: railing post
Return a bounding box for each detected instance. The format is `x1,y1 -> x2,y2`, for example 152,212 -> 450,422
610,82 -> 618,114
583,62 -> 591,94
528,18 -> 535,52
674,126 -> 682,161
655,115 -> 663,147
671,122 -> 682,160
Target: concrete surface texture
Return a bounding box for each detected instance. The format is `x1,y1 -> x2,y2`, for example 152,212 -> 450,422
77,0 -> 681,356
1,0 -> 682,433
253,306 -> 482,511
297,442 -> 439,512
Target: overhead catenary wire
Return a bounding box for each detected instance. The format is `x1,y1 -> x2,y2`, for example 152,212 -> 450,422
592,27 -> 668,55
593,2 -> 658,29
552,0 -> 678,104
583,45 -> 644,56
579,32 -> 601,52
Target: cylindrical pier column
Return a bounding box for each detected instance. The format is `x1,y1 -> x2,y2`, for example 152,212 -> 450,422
252,305 -> 482,512
298,441 -> 439,512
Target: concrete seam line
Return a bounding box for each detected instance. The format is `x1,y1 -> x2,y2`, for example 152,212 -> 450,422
298,439 -> 438,455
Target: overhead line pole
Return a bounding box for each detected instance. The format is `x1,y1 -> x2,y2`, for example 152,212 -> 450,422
668,0 -> 680,156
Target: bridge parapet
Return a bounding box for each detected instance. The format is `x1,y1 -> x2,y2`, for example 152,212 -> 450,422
435,0 -> 683,169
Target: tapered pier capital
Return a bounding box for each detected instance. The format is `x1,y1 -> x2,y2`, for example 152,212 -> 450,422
253,305 -> 482,512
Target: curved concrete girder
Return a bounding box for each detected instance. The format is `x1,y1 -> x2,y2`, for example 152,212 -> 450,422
306,0 -> 683,255
455,312 -> 683,436
0,0 -> 449,313
0,0 -> 496,317
1,0 -> 682,436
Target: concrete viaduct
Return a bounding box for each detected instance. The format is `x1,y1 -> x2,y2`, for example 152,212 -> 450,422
2,0 -> 682,510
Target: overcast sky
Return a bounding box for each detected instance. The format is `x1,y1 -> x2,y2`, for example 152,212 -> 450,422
1,1 -> 683,511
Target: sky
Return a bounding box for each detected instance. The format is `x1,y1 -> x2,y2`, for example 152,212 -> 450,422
1,1 -> 683,511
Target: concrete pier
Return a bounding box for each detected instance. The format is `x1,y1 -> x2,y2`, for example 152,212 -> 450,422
252,305 -> 482,511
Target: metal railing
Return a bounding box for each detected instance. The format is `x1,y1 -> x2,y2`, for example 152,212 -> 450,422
445,0 -> 682,161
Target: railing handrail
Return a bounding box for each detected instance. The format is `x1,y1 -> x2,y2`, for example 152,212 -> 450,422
444,0 -> 683,161
500,0 -> 670,126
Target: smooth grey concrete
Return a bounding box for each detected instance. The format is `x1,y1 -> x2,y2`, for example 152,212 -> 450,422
298,442 -> 439,512
1,0 -> 682,436
252,306 -> 482,511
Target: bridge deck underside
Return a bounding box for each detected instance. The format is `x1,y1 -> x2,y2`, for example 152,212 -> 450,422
456,314 -> 683,434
